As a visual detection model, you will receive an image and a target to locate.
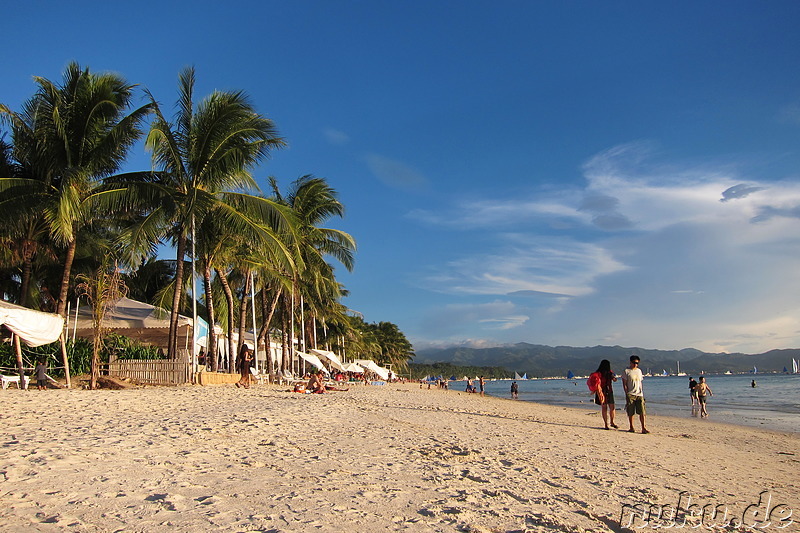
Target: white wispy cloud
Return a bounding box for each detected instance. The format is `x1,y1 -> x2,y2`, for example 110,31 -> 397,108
323,128 -> 351,145
364,153 -> 429,191
418,300 -> 529,338
417,237 -> 628,298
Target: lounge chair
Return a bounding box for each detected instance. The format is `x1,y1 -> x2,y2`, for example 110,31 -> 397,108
1,375 -> 30,390
249,367 -> 268,385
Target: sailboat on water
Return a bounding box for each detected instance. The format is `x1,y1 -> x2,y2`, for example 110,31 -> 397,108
676,360 -> 686,376
566,370 -> 575,380
793,358 -> 799,374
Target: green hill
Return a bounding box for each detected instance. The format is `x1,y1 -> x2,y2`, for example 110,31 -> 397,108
413,343 -> 800,378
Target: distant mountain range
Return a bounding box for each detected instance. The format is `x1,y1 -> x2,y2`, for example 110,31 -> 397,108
413,342 -> 800,378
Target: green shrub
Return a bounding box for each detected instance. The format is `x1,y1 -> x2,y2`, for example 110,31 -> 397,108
0,333 -> 165,377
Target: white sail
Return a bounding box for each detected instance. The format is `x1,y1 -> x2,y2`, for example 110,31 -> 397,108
793,358 -> 798,374
514,372 -> 523,380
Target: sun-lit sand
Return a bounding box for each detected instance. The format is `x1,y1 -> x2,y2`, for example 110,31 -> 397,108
0,382 -> 797,532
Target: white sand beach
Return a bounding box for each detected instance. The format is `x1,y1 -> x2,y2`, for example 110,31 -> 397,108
1,383 -> 797,532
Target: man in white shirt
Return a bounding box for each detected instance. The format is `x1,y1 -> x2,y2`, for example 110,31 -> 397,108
622,355 -> 649,434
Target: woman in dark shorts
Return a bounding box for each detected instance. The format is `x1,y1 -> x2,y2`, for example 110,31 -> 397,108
593,359 -> 618,430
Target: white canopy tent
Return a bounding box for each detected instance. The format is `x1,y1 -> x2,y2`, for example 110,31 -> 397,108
0,300 -> 70,388
296,350 -> 327,373
0,301 -> 64,346
354,359 -> 390,381
342,362 -> 364,373
72,297 -> 202,355
309,349 -> 345,371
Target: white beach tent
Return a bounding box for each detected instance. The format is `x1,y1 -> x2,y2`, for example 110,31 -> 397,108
73,297 -> 200,353
342,362 -> 364,373
0,301 -> 64,347
0,300 -> 71,388
296,350 -> 327,373
309,349 -> 345,371
354,359 -> 390,380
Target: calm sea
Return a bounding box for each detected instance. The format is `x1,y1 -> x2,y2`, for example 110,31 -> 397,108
470,373 -> 800,434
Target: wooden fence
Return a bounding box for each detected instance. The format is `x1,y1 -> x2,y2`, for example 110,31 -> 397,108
106,359 -> 193,386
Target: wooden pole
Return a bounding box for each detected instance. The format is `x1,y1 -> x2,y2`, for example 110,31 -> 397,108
14,333 -> 26,390
60,333 -> 71,389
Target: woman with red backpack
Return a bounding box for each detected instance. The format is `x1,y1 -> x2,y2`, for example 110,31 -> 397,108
588,359 -> 618,430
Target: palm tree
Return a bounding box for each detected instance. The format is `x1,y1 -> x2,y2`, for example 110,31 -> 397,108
114,67 -> 288,359
0,62 -> 150,315
268,175 -> 356,373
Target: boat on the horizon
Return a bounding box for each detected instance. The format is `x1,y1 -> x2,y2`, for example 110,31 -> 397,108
566,370 -> 575,380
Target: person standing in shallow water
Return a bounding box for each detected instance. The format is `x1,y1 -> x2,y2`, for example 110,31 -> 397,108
695,376 -> 713,418
689,376 -> 698,407
478,376 -> 486,396
591,359 -> 618,430
622,355 -> 649,434
510,381 -> 518,399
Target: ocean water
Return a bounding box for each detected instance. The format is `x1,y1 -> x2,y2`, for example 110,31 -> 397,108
470,373 -> 800,434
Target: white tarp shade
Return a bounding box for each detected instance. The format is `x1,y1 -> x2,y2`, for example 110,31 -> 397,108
296,351 -> 327,372
74,297 -> 196,349
0,300 -> 64,347
342,362 -> 364,373
354,359 -> 390,380
309,349 -> 345,371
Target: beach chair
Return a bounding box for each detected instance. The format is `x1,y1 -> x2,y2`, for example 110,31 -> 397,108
1,375 -> 30,390
249,367 -> 268,385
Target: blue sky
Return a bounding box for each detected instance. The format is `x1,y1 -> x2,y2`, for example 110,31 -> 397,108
5,2 -> 800,354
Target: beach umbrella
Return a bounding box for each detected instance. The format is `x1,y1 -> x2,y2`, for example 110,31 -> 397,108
310,349 -> 345,371
296,351 -> 327,373
343,362 -> 364,373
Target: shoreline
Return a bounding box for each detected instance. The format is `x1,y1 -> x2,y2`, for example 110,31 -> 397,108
477,389 -> 800,437
482,389 -> 800,436
1,383 -> 797,531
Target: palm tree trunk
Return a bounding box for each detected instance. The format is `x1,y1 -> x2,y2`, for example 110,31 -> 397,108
237,270 -> 251,357
257,287 -> 281,345
90,330 -> 102,390
168,232 -> 187,359
215,267 -> 236,372
281,295 -> 290,375
202,262 -> 218,371
258,287 -> 281,380
19,250 -> 33,307
56,239 -> 77,316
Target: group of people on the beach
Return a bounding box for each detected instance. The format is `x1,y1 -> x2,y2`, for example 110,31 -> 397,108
587,355 -> 719,431
587,355 -> 650,433
688,375 -> 713,417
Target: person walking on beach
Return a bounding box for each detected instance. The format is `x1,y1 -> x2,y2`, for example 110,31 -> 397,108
695,376 -> 713,417
34,358 -> 48,391
478,376 -> 486,396
236,345 -> 253,389
511,381 -> 518,399
590,359 -> 618,430
622,355 -> 649,434
688,376 -> 698,407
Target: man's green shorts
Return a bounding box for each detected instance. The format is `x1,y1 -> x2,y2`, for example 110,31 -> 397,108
626,394 -> 646,416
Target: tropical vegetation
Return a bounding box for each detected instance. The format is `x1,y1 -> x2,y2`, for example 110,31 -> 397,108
0,63 -> 414,385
